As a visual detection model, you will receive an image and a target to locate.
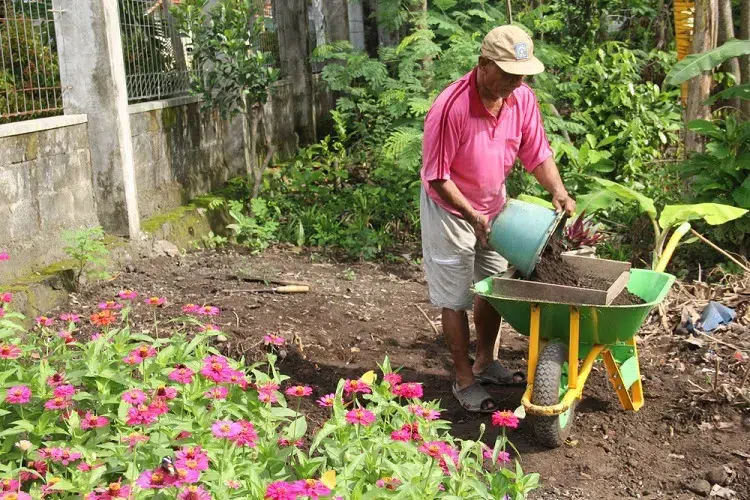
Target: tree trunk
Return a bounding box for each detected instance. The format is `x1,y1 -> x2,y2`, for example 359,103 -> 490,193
741,0 -> 750,118
718,0 -> 741,110
250,104 -> 275,200
248,100 -> 260,198
686,0 -> 718,154
241,104 -> 253,181
655,0 -> 667,50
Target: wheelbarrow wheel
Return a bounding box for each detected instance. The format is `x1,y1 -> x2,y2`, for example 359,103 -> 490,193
530,342 -> 576,448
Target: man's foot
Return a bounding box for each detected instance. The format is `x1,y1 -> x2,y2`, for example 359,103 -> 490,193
452,381 -> 498,413
473,359 -> 526,386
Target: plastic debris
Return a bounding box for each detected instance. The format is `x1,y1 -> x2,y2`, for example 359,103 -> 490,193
699,301 -> 736,332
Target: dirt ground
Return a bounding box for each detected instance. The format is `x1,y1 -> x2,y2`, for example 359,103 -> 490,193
72,246 -> 750,499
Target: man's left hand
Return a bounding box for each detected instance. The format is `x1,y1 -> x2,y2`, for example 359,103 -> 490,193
551,191 -> 576,216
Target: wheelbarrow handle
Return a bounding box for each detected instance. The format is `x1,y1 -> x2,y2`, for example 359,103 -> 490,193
654,222 -> 691,273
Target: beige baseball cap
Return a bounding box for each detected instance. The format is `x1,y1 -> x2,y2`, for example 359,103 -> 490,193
480,25 -> 544,75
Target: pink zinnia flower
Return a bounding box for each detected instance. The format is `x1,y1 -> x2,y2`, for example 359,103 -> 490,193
173,467 -> 200,485
0,479 -> 20,492
98,301 -> 123,311
277,438 -> 303,447
175,447 -> 209,469
118,290 -> 138,300
123,353 -> 142,365
0,345 -> 23,360
136,470 -> 176,489
153,386 -> 178,400
204,386 -> 228,400
232,420 -> 258,447
200,355 -> 232,383
211,420 -> 242,439
53,384 -> 76,398
383,373 -> 402,385
121,433 -> 149,449
59,313 -> 80,323
176,456 -> 208,473
148,398 -> 170,417
344,379 -> 371,396
264,481 -> 295,500
345,408 -> 376,426
376,477 -> 402,490
134,345 -> 157,360
177,485 -> 210,500
0,252 -> 8,261
44,396 -> 71,411
317,393 -> 335,407
176,431 -> 192,440
291,479 -> 331,499
198,324 -> 220,332
0,292 -> 11,303
228,370 -> 249,389
47,372 -> 66,387
57,330 -> 75,344
5,385 -> 31,404
482,446 -> 511,464
122,389 -> 147,405
263,334 -> 285,346
197,305 -> 220,316
169,365 -> 195,384
126,404 -> 158,426
145,297 -> 167,307
491,410 -> 519,429
393,382 -> 423,399
181,304 -> 200,314
259,391 -> 278,404
80,412 -> 109,430
85,482 -> 131,499
1,493 -> 31,500
226,480 -> 240,489
35,316 -> 55,327
285,385 -> 312,397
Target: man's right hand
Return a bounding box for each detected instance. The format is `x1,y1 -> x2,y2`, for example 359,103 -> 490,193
469,211 -> 490,248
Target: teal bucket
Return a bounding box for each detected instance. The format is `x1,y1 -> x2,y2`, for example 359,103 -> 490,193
488,199 -> 564,278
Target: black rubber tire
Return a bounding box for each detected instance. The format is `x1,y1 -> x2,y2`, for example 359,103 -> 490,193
529,342 -> 577,449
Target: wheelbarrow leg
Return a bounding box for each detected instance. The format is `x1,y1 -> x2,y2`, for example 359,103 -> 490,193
602,337 -> 644,411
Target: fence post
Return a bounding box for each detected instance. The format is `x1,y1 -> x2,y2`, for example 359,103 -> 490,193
52,0 -> 141,239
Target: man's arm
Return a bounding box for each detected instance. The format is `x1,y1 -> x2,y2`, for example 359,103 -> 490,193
429,179 -> 491,247
532,157 -> 576,215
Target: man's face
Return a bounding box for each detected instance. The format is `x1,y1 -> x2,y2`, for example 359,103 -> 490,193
478,62 -> 524,99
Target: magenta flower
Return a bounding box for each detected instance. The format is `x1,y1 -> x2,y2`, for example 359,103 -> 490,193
409,404 -> 441,420
173,467 -> 200,485
200,355 -> 232,383
482,446 -> 511,464
53,384 -> 76,398
2,492 -> 31,500
0,292 -> 11,303
0,478 -> 21,491
175,447 -> 209,470
226,480 -> 241,489
149,398 -> 170,417
59,313 -> 81,323
136,470 -> 176,489
35,316 -> 54,327
181,303 -> 201,314
0,252 -> 8,261
118,290 -> 138,300
491,410 -> 519,429
277,438 -> 303,447
204,386 -> 228,400
259,391 -> 278,404
47,372 -> 66,386
376,477 -> 402,490
228,370 -> 249,389
263,334 -> 285,346
177,485 -> 211,500
169,365 -> 195,384
285,385 -> 313,397
345,408 -> 376,426
231,420 -> 258,447
121,433 -> 149,450
343,379 -> 371,396
134,345 -> 157,360
5,385 -> 31,404
317,393 -> 335,408
85,481 -> 131,499
122,389 -> 147,405
393,382 -> 423,399
291,479 -> 331,499
211,420 -> 242,439
0,344 -> 21,359
383,373 -> 402,385
41,447 -> 82,465
264,481 -> 296,500
80,412 -> 109,430
126,404 -> 158,426
123,353 -> 142,365
198,323 -> 220,332
44,397 -> 71,411
97,301 -> 123,311
145,297 -> 167,307
197,305 -> 220,316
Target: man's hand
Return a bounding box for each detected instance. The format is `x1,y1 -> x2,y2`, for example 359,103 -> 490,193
551,190 -> 576,216
469,211 -> 491,248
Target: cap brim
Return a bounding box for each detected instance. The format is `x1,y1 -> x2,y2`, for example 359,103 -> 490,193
495,57 -> 544,76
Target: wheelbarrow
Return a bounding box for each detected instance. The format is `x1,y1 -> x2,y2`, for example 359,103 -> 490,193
473,201 -> 688,448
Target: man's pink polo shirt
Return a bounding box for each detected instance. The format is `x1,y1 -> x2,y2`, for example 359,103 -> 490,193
421,69 -> 552,220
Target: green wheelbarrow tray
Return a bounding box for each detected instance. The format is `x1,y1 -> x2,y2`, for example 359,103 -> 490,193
472,268 -> 675,448
473,269 -> 675,346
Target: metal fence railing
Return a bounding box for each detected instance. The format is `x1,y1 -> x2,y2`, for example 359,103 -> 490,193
0,0 -> 63,124
118,0 -> 196,103
257,0 -> 279,68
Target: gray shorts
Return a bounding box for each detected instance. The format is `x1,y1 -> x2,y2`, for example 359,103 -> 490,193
420,189 -> 507,311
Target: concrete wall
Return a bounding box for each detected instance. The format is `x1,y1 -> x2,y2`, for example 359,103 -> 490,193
0,116 -> 99,281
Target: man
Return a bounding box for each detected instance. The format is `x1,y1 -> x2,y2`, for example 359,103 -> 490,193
420,25 -> 576,413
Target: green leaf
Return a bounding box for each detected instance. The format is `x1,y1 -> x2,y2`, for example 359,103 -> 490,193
666,39 -> 750,86
659,203 -> 748,229
704,83 -> 750,105
589,177 -> 657,220
732,176 -> 750,208
517,194 -> 553,209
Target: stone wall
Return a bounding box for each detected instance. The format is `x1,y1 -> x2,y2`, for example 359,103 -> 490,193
0,116 -> 99,281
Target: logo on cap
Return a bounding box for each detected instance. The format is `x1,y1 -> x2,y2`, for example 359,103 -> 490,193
514,42 -> 528,61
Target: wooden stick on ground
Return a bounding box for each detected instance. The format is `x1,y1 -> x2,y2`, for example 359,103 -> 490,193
740,359 -> 750,389
697,331 -> 745,353
414,304 -> 439,335
691,229 -> 750,273
714,357 -> 721,393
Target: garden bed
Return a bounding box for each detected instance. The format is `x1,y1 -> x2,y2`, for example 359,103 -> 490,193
63,246 -> 750,499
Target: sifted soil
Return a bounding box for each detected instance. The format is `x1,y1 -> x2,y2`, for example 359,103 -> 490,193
66,246 -> 749,499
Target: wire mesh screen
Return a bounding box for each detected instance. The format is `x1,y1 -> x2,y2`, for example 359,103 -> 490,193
119,0 -> 196,103
0,0 -> 62,124
257,0 -> 279,68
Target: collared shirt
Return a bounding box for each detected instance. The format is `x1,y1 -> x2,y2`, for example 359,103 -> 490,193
421,69 -> 553,219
